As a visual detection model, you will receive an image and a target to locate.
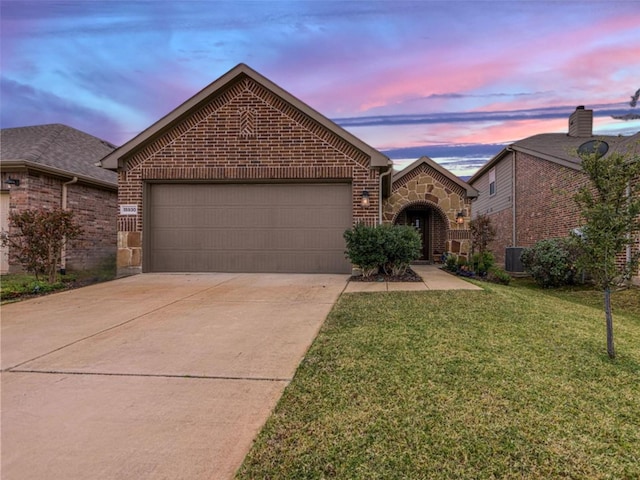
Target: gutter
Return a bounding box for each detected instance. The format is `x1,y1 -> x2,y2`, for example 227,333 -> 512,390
0,159 -> 117,190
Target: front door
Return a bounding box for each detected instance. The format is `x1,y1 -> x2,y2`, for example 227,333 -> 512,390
407,210 -> 431,262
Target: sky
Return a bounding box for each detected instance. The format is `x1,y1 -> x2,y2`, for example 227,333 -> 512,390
1,0 -> 639,177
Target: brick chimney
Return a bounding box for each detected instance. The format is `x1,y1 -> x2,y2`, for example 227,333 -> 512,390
568,106 -> 593,137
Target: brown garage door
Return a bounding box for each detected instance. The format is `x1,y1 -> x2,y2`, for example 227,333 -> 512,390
147,183 -> 352,273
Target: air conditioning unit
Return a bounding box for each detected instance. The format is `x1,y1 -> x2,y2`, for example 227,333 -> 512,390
505,247 -> 525,273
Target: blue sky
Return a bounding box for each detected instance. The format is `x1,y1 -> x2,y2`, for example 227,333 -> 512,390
1,0 -> 639,176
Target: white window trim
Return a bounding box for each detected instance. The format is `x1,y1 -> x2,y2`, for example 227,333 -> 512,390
489,168 -> 496,196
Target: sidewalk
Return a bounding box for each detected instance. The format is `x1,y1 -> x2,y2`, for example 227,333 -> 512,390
343,264 -> 482,293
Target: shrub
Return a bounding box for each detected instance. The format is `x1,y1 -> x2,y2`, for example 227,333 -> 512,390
381,225 -> 422,276
343,223 -> 386,277
444,253 -> 458,272
487,266 -> 511,285
344,223 -> 422,278
471,251 -> 495,276
520,237 -> 582,287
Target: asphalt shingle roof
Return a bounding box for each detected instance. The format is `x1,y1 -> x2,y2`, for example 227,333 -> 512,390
1,124 -> 117,186
512,132 -> 638,167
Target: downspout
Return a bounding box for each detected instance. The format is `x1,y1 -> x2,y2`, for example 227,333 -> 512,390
61,176 -> 78,273
379,164 -> 393,225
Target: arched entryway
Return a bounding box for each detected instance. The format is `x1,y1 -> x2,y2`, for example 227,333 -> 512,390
393,201 -> 449,264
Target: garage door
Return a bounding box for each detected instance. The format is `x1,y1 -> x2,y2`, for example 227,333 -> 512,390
147,183 -> 353,273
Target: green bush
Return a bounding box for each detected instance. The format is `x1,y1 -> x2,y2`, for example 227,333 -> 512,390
471,251 -> 495,276
521,237 -> 582,287
344,223 -> 421,278
486,266 -> 511,285
343,223 -> 386,277
444,253 -> 458,272
381,225 -> 422,276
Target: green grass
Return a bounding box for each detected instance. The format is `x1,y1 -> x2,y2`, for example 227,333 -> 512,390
237,280 -> 640,479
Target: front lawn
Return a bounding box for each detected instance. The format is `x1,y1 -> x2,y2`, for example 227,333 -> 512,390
237,280 -> 640,479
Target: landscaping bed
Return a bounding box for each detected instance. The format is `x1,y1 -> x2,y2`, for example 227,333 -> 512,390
349,267 -> 422,282
1,270 -> 115,303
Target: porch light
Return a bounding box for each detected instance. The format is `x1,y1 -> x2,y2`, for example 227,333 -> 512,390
456,211 -> 465,224
4,178 -> 20,187
361,190 -> 370,208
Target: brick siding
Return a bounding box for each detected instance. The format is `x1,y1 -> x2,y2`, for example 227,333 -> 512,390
486,208 -> 513,266
515,153 -> 588,245
117,75 -> 379,274
2,171 -> 117,272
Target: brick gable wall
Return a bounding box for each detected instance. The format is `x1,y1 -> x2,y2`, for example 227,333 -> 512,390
117,76 -> 379,275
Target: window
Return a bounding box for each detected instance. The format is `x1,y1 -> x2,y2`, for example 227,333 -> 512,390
489,168 -> 496,196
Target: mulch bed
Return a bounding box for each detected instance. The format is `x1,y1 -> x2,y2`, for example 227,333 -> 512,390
349,267 -> 422,282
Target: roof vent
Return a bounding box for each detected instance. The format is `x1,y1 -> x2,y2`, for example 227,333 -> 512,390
578,140 -> 608,159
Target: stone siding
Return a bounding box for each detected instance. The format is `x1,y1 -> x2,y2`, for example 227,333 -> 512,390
383,165 -> 473,260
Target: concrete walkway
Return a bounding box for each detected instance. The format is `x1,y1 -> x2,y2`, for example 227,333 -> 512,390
343,264 -> 483,293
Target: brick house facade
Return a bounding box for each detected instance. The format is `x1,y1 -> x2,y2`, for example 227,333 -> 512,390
469,107 -> 640,284
1,124 -> 118,274
101,64 -> 475,276
102,64 -> 390,275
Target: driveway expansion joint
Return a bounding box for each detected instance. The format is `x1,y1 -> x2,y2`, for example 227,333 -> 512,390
7,369 -> 292,383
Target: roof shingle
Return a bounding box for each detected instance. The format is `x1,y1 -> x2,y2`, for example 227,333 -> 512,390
1,124 -> 117,186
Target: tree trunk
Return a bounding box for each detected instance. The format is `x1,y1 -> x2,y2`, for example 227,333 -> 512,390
604,287 -> 616,359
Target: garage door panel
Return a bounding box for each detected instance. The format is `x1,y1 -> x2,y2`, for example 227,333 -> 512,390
148,183 -> 352,273
151,250 -> 348,273
152,206 -> 348,229
152,227 -> 347,251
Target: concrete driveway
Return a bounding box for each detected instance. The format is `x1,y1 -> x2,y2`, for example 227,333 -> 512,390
1,273 -> 348,480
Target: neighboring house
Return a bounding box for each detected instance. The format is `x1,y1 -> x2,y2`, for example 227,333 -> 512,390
101,63 -> 477,276
0,124 -> 118,274
469,106 -> 640,284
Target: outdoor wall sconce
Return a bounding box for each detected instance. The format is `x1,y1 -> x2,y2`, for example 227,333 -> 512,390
361,190 -> 370,208
456,211 -> 465,224
5,178 -> 20,187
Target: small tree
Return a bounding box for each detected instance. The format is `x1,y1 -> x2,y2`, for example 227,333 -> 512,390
469,213 -> 496,255
1,208 -> 84,283
574,149 -> 640,359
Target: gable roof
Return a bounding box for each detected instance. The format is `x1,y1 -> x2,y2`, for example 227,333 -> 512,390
1,124 -> 117,188
100,63 -> 390,171
393,156 -> 478,198
469,131 -> 639,184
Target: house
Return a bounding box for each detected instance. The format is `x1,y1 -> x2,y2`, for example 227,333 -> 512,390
1,124 -> 118,274
101,63 -> 477,276
468,106 -> 640,284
